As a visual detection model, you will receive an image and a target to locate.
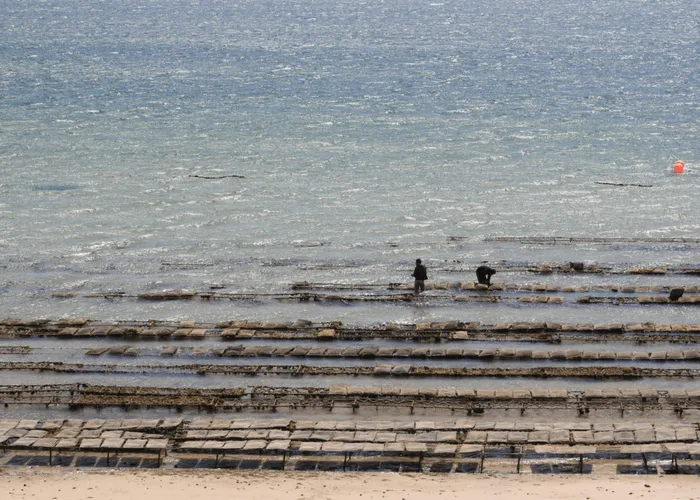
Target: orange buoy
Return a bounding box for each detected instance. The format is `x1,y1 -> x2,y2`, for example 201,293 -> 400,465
674,160 -> 685,173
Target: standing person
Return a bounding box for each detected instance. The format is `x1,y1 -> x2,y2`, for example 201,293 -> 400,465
412,259 -> 428,294
476,264 -> 496,286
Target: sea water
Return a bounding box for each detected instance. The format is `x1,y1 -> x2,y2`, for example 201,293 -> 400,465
1,0 -> 699,325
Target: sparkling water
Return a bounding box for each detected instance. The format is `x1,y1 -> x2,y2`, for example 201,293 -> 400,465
1,0 -> 699,324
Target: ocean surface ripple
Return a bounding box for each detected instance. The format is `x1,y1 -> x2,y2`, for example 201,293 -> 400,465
1,0 -> 699,323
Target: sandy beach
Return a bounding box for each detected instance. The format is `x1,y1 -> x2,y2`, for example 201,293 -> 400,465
3,470 -> 700,500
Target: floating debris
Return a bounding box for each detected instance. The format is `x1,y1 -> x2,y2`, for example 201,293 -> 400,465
188,174 -> 245,179
594,181 -> 653,188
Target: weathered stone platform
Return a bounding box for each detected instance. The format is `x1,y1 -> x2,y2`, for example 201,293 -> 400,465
5,318 -> 700,342
2,384 -> 700,413
3,416 -> 700,473
3,315 -> 700,474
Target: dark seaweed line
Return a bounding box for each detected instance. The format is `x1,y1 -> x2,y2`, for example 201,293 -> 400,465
0,362 -> 698,379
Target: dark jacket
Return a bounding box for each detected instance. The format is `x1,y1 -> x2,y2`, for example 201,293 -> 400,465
412,264 -> 428,281
476,265 -> 496,284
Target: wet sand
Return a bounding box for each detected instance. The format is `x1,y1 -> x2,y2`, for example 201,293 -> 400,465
2,469 -> 699,500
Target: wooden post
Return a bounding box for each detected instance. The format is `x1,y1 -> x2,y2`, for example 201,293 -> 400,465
579,454 -> 583,474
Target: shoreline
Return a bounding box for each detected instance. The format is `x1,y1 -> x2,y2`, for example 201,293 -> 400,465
2,469 -> 698,500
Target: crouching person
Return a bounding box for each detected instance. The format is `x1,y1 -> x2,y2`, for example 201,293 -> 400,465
476,265 -> 496,287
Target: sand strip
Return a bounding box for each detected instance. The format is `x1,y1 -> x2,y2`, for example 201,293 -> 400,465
2,469 -> 699,500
